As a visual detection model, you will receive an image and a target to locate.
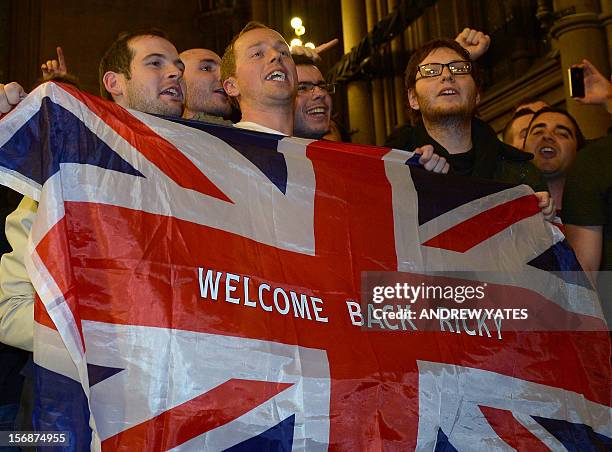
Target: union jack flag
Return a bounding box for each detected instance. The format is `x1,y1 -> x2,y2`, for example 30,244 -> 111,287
0,82 -> 609,451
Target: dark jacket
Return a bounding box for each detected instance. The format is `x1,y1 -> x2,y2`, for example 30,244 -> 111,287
385,118 -> 547,192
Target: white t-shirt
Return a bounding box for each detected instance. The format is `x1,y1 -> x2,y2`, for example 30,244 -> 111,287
234,121 -> 287,136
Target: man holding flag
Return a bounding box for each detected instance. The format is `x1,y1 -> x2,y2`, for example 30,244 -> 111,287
0,25 -> 609,452
0,28 -> 185,351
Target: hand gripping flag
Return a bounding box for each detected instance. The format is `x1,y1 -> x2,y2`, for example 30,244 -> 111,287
0,82 -> 609,451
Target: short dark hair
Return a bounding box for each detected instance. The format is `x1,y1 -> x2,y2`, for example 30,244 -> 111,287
514,96 -> 548,112
502,107 -> 534,143
220,21 -> 269,83
404,39 -> 481,124
525,106 -> 585,150
98,28 -> 170,100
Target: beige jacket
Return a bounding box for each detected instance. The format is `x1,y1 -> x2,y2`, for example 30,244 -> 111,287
0,196 -> 37,351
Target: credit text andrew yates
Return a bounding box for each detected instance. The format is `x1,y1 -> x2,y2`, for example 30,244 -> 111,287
198,267 -> 329,323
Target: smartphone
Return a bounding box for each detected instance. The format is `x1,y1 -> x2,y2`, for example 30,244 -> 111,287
568,66 -> 585,98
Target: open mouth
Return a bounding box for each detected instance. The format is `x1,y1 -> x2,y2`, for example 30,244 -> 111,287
537,146 -> 558,159
160,86 -> 183,101
438,88 -> 459,96
265,70 -> 287,82
306,106 -> 328,117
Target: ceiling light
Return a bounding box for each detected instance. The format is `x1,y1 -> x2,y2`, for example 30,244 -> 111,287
290,17 -> 303,29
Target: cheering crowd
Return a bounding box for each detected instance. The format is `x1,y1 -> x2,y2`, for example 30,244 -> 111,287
0,20 -> 610,443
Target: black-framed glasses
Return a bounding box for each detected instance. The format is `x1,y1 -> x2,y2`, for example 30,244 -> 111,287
297,81 -> 336,95
416,61 -> 472,78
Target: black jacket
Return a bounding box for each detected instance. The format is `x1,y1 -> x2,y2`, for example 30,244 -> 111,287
385,118 -> 547,192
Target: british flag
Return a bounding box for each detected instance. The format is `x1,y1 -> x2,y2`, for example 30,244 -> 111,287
0,82 -> 609,451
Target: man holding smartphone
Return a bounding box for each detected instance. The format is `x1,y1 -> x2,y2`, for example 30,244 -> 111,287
562,60 -> 612,318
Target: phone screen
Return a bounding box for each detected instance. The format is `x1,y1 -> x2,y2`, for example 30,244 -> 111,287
568,67 -> 585,98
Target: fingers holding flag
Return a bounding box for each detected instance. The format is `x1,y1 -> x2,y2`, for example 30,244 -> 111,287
534,191 -> 556,222
415,145 -> 450,174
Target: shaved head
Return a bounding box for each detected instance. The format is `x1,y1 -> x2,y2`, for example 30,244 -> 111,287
180,48 -> 231,118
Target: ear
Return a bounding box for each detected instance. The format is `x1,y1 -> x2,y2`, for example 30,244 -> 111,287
102,71 -> 124,99
475,90 -> 481,106
222,77 -> 239,98
408,89 -> 420,111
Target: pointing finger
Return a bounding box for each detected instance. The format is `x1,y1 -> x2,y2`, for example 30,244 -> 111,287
314,38 -> 339,55
57,46 -> 67,72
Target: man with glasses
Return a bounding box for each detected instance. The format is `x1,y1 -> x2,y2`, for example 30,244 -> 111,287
386,39 -> 553,218
292,54 -> 335,140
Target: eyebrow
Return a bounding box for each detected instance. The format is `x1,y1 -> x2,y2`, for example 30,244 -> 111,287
555,124 -> 574,136
199,59 -> 218,65
142,53 -> 165,61
421,60 -> 467,65
142,53 -> 184,65
531,122 -> 574,136
246,40 -> 289,50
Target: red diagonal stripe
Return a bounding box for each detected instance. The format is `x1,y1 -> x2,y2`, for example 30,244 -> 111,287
479,406 -> 550,451
102,379 -> 292,451
423,194 -> 540,252
53,82 -> 232,204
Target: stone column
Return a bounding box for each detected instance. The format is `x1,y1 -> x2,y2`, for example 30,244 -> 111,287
366,0 -> 387,145
341,0 -> 375,144
388,0 -> 406,129
378,0 -> 395,137
551,0 -> 611,138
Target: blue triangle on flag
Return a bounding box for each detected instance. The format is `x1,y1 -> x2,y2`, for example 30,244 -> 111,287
527,240 -> 593,289
406,165 -> 514,226
87,363 -> 124,387
170,119 -> 289,195
434,427 -> 458,452
0,98 -> 143,186
532,416 -> 612,451
223,414 -> 295,452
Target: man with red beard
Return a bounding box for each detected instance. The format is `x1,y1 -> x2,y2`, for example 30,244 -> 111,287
385,39 -> 553,218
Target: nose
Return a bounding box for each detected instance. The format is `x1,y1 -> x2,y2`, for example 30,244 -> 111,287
167,63 -> 183,80
440,65 -> 455,81
267,48 -> 284,63
311,85 -> 327,99
541,131 -> 556,143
